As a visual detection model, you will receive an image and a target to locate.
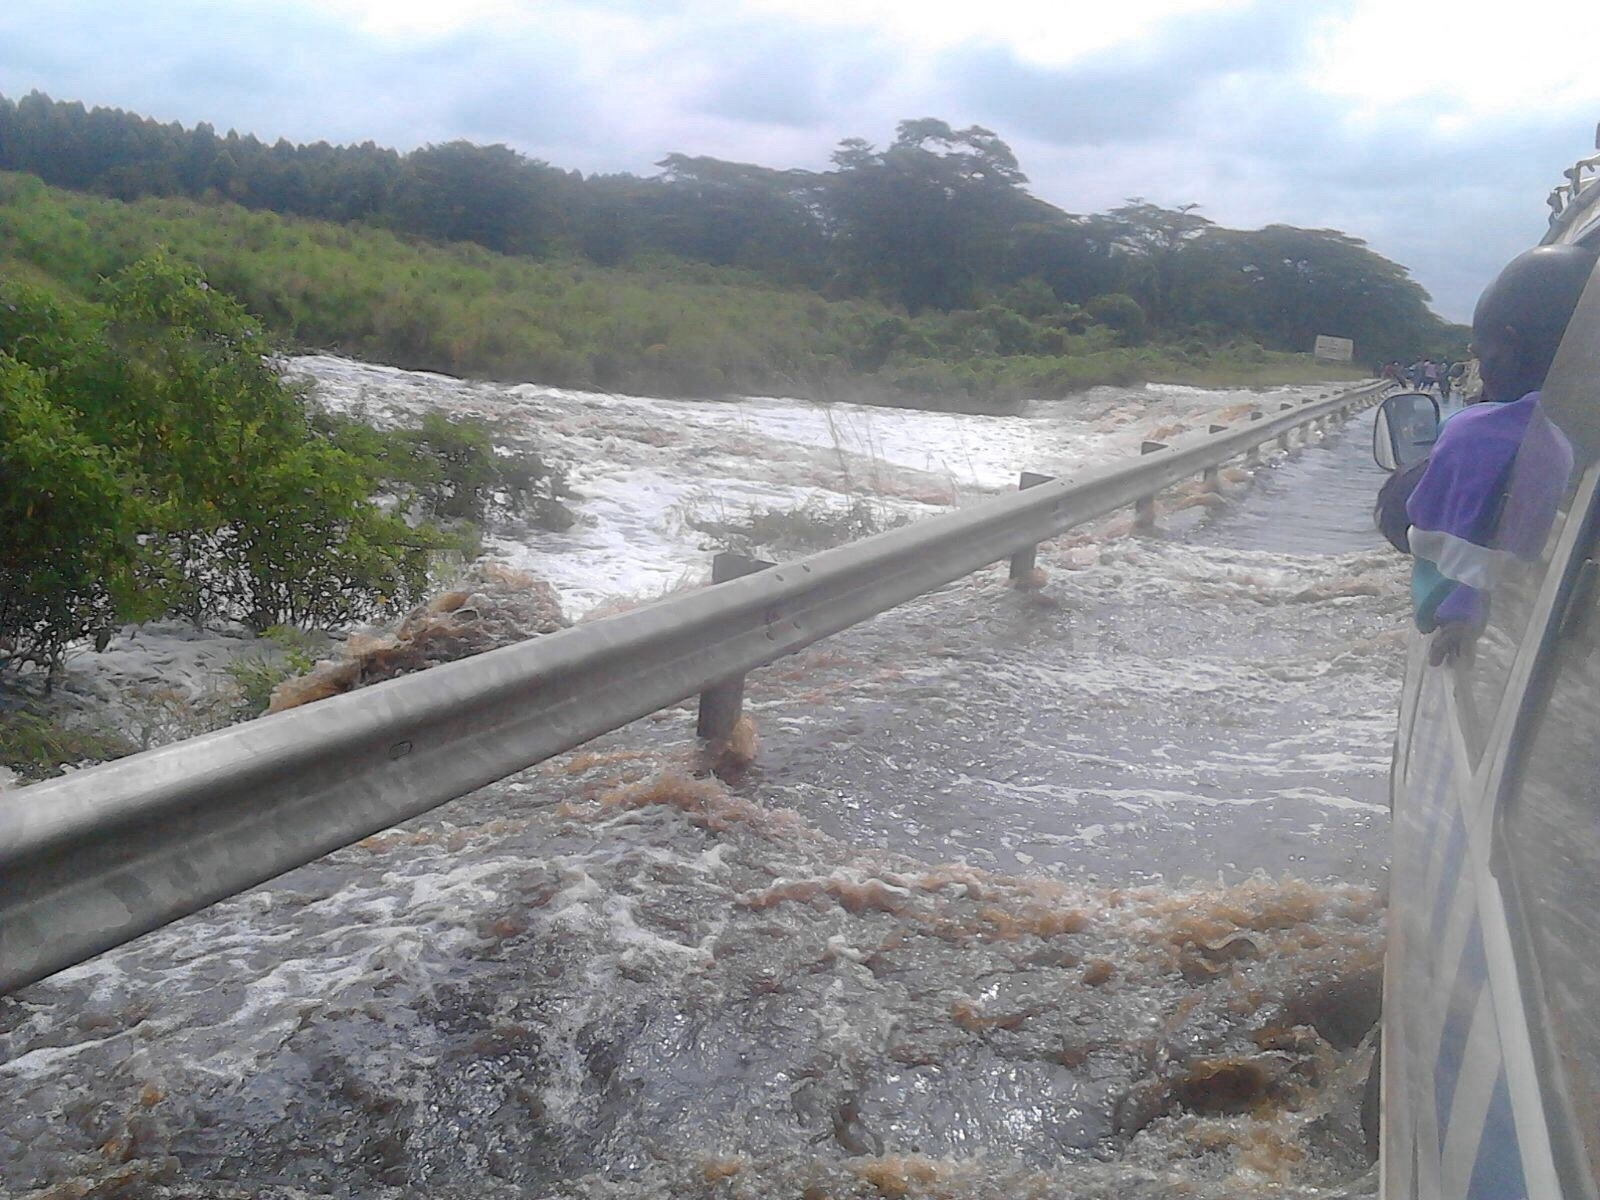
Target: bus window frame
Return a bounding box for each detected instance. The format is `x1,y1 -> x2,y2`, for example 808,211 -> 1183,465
1485,461 -> 1600,1200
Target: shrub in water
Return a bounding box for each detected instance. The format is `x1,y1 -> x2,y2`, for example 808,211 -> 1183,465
0,253 -> 462,672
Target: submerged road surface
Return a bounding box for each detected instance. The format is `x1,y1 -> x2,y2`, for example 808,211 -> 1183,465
735,406 -> 1402,887
0,391 -> 1401,1200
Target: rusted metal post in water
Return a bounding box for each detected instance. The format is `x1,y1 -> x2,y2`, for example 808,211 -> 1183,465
1008,471 -> 1055,582
697,552 -> 775,740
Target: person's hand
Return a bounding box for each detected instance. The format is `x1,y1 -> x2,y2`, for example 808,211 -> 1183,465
1429,619 -> 1480,666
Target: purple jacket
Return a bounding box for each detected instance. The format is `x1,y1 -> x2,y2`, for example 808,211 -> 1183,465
1406,392 -> 1571,628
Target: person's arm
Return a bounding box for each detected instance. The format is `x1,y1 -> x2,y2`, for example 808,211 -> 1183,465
1426,584 -> 1487,665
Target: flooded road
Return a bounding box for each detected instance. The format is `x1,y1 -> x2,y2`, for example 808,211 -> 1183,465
704,404 -> 1400,888
0,371 -> 1399,1199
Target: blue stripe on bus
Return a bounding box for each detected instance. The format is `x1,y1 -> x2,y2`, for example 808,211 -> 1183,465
1428,812 -> 1469,951
1433,914 -> 1487,1137
1466,1071 -> 1527,1200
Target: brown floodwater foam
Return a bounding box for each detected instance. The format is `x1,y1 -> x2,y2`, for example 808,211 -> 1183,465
1,763 -> 1382,1200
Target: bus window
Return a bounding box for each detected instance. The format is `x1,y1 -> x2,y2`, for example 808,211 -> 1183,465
1450,401 -> 1578,763
1499,470 -> 1600,1193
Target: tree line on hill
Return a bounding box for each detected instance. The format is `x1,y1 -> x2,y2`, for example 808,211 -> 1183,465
0,92 -> 1461,363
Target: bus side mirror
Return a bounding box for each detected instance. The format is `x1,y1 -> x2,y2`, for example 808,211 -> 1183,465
1374,391 -> 1441,471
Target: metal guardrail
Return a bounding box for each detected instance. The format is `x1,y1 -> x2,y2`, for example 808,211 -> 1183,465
1547,151 -> 1600,230
0,381 -> 1383,996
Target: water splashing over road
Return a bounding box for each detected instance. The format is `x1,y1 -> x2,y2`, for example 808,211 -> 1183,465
0,368 -> 1395,1199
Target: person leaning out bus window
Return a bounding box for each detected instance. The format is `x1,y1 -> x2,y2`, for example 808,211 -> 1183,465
1384,244 -> 1596,664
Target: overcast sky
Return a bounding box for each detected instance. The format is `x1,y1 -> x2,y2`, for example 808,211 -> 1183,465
4,0 -> 1599,321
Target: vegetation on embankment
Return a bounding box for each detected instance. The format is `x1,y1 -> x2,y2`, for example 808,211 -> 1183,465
0,95 -> 1465,366
0,170 -> 1365,409
1,92 -> 1456,402
0,251 -> 565,679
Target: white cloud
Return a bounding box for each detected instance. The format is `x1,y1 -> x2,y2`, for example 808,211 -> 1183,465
732,0 -> 1251,63
1309,0 -> 1600,118
297,0 -> 526,40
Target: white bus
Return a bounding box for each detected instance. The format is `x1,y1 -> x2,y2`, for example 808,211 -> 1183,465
1378,138 -> 1600,1198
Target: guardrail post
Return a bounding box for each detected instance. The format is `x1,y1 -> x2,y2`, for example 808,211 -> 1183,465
1008,471 -> 1055,582
1278,404 -> 1298,451
1135,441 -> 1166,531
1204,425 -> 1227,489
697,552 -> 775,741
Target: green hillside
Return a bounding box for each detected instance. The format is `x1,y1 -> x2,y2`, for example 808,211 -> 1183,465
0,171 -> 1369,409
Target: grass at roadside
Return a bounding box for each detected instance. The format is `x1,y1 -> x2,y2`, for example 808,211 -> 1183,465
0,708 -> 134,782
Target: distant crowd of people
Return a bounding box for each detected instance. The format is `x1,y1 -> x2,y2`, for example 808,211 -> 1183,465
1378,356 -> 1478,403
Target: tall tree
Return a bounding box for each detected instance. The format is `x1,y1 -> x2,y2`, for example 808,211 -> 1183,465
645,154 -> 827,280
1219,224 -> 1441,360
825,120 -> 1034,312
391,141 -> 561,256
1099,200 -> 1213,326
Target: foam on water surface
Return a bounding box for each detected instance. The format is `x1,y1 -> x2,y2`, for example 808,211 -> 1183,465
286,356 -> 1339,614
0,774 -> 1384,1198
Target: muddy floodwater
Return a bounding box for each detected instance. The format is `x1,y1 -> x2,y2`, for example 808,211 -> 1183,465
0,367 -> 1401,1199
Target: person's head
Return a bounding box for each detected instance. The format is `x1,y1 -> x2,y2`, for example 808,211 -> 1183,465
1472,243 -> 1599,401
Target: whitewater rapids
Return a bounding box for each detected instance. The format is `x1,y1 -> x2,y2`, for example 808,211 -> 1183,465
0,363 -> 1400,1199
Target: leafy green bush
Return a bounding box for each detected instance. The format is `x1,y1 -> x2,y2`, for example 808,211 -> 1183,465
1086,293 -> 1148,345
0,342 -> 153,666
222,626 -> 322,720
0,252 -> 467,669
312,408 -> 572,530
